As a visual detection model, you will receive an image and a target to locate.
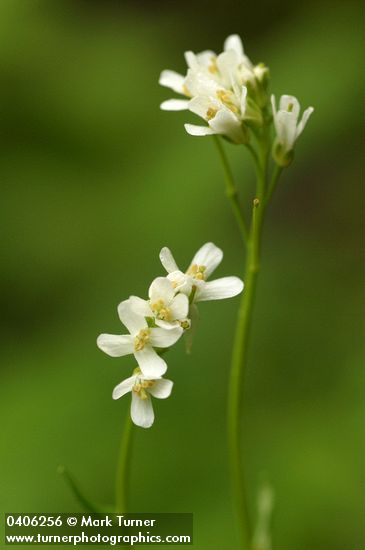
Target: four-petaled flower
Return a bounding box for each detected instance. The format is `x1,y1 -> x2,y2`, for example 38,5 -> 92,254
97,299 -> 182,378
159,34 -> 265,143
113,368 -> 173,429
129,277 -> 190,330
97,242 -> 244,427
159,242 -> 244,302
271,94 -> 314,166
98,33 -> 314,430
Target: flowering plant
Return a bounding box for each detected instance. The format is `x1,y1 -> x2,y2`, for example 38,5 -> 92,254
97,242 -> 243,428
159,33 -> 313,550
61,33 -> 313,550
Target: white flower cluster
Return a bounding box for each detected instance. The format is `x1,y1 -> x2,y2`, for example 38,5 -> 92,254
97,243 -> 244,428
159,34 -> 313,165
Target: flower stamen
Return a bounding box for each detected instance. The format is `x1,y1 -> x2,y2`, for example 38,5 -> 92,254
216,90 -> 239,113
180,319 -> 191,330
133,378 -> 155,400
187,264 -> 206,281
206,107 -> 218,121
150,299 -> 172,321
134,329 -> 150,351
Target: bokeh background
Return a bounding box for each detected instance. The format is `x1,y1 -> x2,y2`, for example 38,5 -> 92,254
1,0 -> 365,548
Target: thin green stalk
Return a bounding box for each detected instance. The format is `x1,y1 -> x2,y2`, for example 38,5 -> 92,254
227,139 -> 269,549
245,143 -> 260,166
265,165 -> 283,205
115,413 -> 133,513
213,136 -> 249,245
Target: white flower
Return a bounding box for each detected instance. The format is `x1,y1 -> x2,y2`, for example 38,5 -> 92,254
159,242 -> 244,302
113,368 -> 173,429
184,77 -> 250,144
129,277 -> 190,330
159,34 -> 264,143
271,94 -> 314,166
97,300 -> 182,378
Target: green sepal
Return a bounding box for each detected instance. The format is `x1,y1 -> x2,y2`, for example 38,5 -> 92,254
272,141 -> 294,167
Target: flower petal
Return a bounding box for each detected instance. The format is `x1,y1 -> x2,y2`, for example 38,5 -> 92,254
195,50 -> 217,68
159,70 -> 186,94
209,108 -> 245,144
118,299 -> 146,334
184,69 -> 219,97
271,95 -> 277,118
149,277 -> 175,304
160,99 -> 190,111
296,106 -> 314,138
188,95 -> 220,120
169,293 -> 189,320
131,392 -> 154,428
184,123 -> 216,136
97,334 -> 134,357
279,95 -> 300,118
240,86 -> 248,117
185,50 -> 216,71
112,375 -> 136,400
159,247 -> 179,273
167,270 -> 191,294
149,326 -> 183,348
224,34 -> 244,57
129,296 -> 151,317
155,319 -> 179,330
216,50 -> 239,88
148,379 -> 173,399
195,276 -> 244,301
190,242 -> 223,278
134,347 -> 167,377
184,50 -> 198,70
275,111 -> 297,151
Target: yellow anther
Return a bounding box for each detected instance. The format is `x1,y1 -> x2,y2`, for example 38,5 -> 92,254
133,380 -> 154,400
140,388 -> 149,400
134,329 -> 150,351
287,102 -> 294,112
180,319 -> 191,330
208,56 -> 218,74
150,299 -> 172,321
187,264 -> 206,281
216,90 -> 239,113
206,107 -> 218,121
142,380 -> 155,389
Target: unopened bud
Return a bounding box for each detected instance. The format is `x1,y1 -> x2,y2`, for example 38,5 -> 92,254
272,140 -> 294,168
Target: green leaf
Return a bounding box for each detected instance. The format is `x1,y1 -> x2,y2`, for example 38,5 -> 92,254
57,465 -> 113,513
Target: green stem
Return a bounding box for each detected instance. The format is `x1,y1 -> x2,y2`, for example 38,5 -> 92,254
227,138 -> 269,549
213,136 -> 249,245
265,165 -> 283,205
115,413 -> 134,513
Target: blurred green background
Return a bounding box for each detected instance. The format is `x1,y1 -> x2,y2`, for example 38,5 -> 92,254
1,0 -> 365,548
